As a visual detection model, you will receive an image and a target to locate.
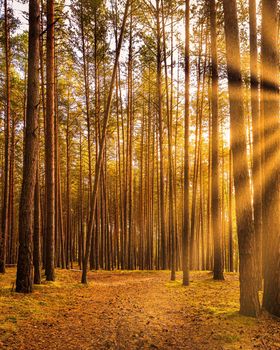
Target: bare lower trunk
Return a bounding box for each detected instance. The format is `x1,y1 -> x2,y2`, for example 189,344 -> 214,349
16,0 -> 40,293
33,165 -> 41,285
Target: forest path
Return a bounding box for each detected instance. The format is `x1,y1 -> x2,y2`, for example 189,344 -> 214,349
0,269 -> 280,350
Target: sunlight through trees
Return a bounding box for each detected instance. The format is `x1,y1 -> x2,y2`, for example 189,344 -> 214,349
0,0 -> 280,322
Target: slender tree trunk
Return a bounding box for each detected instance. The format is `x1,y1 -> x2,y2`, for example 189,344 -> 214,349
228,150 -> 234,272
0,0 -> 11,274
249,0 -> 262,289
45,0 -> 55,281
127,10 -> 134,269
80,1 -> 93,200
113,6 -> 124,269
206,86 -> 212,271
8,117 -> 15,265
190,27 -> 203,269
57,144 -> 65,268
182,0 -> 190,285
156,0 -> 166,270
79,128 -> 84,269
161,0 -> 175,280
209,0 -> 224,280
16,0 -> 40,293
34,165 -> 41,284
66,89 -> 72,269
39,0 -> 46,269
54,57 -> 61,268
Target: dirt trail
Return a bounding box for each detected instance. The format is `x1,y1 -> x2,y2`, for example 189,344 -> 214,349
1,269 -> 280,349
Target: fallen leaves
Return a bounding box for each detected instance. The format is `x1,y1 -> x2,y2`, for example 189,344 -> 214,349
0,269 -> 279,349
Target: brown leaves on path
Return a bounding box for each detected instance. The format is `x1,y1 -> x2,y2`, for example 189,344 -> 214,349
0,269 -> 279,349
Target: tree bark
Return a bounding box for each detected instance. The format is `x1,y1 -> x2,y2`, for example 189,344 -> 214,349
0,0 -> 11,274
33,165 -> 41,284
261,0 -> 280,317
156,0 -> 166,270
45,0 -> 55,281
209,0 -> 224,281
182,0 -> 190,285
249,0 -> 262,289
222,0 -> 260,317
16,0 -> 40,293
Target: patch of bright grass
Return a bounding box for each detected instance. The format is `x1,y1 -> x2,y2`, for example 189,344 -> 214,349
5,316 -> 17,324
165,279 -> 185,288
224,311 -> 256,326
212,332 -> 240,343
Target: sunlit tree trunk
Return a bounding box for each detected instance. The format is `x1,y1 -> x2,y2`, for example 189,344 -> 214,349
78,128 -> 84,269
190,25 -> 203,270
249,0 -> 262,289
223,0 -> 260,317
261,0 -> 280,317
80,0 -> 92,202
228,150 -> 234,272
156,0 -> 166,270
209,0 -> 224,280
206,87 -> 212,271
161,0 -> 175,280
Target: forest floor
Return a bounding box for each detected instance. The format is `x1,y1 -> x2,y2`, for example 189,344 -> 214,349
0,268 -> 280,350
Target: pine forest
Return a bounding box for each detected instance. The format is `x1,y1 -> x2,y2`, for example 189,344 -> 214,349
0,0 -> 280,349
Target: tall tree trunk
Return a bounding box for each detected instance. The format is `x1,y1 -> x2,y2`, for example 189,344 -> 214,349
127,10 -> 134,269
57,157 -> 65,268
39,0 -> 46,269
222,0 -> 260,317
161,0 -> 175,280
16,0 -> 40,293
66,89 -> 72,269
228,150 -> 234,272
156,0 -> 166,270
206,86 -> 212,271
80,0 -> 93,201
249,0 -> 262,289
45,0 -> 55,281
209,0 -> 224,280
8,117 -> 15,265
0,0 -> 11,274
182,0 -> 190,285
261,0 -> 280,317
190,27 -> 203,270
79,128 -> 84,269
